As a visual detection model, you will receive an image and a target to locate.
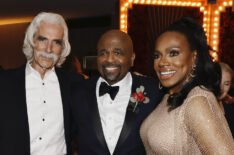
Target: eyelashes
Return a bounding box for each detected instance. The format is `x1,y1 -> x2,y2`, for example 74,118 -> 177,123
153,50 -> 180,59
153,53 -> 160,59
169,50 -> 179,57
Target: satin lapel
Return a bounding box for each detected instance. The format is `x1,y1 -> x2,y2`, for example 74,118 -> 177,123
88,77 -> 110,154
113,73 -> 138,154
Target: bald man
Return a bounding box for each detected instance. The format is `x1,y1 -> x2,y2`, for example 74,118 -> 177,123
71,30 -> 162,155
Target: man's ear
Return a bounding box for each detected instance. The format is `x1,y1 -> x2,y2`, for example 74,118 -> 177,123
131,52 -> 136,67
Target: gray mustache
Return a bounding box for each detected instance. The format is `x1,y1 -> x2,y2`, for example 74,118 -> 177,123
37,51 -> 58,62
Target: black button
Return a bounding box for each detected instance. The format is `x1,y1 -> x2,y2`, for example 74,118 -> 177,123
39,137 -> 42,140
42,118 -> 45,121
43,100 -> 46,103
42,83 -> 45,85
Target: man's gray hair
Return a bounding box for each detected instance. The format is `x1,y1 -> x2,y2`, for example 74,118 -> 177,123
23,12 -> 70,67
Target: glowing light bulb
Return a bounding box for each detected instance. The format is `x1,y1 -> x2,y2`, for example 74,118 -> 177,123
219,6 -> 223,11
134,0 -> 139,3
197,3 -> 201,6
229,1 -> 233,6
124,3 -> 129,7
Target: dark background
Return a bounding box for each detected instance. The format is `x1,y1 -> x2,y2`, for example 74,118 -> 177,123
0,1 -> 233,78
0,0 -> 118,70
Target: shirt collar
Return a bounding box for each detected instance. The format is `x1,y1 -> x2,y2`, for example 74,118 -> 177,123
26,61 -> 55,79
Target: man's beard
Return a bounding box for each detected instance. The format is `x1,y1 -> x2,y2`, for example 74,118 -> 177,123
102,64 -> 121,83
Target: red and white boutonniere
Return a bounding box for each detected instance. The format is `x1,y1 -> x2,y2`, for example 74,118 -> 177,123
130,85 -> 150,112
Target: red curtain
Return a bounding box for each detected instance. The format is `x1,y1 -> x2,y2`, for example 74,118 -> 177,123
128,5 -> 202,76
219,7 -> 234,69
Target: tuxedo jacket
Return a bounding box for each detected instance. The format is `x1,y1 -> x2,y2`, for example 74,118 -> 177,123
0,65 -> 84,155
71,73 -> 163,155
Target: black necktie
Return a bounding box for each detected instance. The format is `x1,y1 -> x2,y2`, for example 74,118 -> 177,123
99,82 -> 119,100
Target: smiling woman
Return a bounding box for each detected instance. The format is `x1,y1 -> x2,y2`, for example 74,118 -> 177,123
140,17 -> 234,154
153,31 -> 196,95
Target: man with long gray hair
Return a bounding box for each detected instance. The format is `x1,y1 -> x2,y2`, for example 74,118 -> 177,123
0,12 -> 83,155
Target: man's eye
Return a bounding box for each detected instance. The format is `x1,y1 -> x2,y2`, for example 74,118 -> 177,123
169,50 -> 179,57
54,40 -> 62,45
114,51 -> 121,55
98,50 -> 107,56
37,36 -> 46,41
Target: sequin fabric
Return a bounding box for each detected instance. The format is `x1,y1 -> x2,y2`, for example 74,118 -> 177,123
140,86 -> 234,154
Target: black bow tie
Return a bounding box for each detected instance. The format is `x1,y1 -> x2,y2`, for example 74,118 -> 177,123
99,82 -> 119,100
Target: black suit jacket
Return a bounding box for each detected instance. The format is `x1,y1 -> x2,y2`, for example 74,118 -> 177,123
71,73 -> 163,155
0,65 -> 84,155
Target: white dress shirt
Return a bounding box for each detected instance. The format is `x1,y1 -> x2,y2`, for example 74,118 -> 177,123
96,72 -> 132,154
25,62 -> 66,155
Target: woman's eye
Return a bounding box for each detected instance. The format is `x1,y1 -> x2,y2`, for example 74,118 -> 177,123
224,82 -> 231,86
153,54 -> 160,59
169,50 -> 179,57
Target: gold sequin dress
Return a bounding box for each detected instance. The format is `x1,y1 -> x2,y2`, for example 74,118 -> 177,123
140,86 -> 234,154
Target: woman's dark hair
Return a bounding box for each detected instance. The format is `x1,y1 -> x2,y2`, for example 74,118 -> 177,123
158,17 -> 221,111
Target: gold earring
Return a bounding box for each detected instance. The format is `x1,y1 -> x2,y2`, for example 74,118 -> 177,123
189,65 -> 196,78
159,82 -> 163,90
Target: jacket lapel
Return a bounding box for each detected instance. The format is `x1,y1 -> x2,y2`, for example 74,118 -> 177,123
113,73 -> 139,154
88,76 -> 110,154
16,65 -> 31,152
55,69 -> 71,150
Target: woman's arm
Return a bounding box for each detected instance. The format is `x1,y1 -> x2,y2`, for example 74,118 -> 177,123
184,96 -> 234,154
